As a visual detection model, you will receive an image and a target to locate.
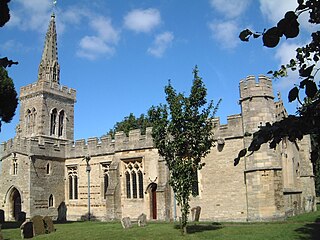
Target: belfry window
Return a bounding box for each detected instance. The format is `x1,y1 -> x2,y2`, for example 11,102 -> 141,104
46,163 -> 50,175
58,110 -> 64,137
123,158 -> 144,199
12,158 -> 18,175
67,166 -> 78,200
50,108 -> 57,135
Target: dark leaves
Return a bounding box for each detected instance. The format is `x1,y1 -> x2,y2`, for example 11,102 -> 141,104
305,80 -> 318,98
288,87 -> 299,102
299,64 -> 314,77
239,29 -> 253,42
0,0 -> 10,27
263,27 -> 281,48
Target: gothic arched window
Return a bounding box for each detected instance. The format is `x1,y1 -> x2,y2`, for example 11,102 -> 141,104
50,108 -> 57,135
58,110 -> 64,137
125,171 -> 131,198
100,163 -> 110,199
67,166 -> 78,200
123,158 -> 144,199
138,170 -> 144,198
48,194 -> 54,207
31,107 -> 37,133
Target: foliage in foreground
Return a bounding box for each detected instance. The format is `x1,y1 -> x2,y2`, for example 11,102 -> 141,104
235,0 -> 320,168
0,67 -> 18,131
148,66 -> 220,234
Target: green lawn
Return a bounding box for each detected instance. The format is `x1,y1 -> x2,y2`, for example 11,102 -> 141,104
1,208 -> 320,240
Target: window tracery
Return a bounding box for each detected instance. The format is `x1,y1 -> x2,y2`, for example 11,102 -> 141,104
67,166 -> 78,200
123,159 -> 144,199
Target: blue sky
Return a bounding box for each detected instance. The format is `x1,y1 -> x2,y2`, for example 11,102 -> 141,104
0,0 -> 311,142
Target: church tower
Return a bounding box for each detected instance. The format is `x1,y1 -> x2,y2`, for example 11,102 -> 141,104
18,13 -> 76,140
239,75 -> 284,221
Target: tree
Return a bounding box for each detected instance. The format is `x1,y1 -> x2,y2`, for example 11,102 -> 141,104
235,0 -> 320,168
0,0 -> 18,132
0,67 -> 18,131
148,66 -> 220,234
107,113 -> 152,138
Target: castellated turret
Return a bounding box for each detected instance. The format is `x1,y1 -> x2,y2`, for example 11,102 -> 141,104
239,75 -> 275,134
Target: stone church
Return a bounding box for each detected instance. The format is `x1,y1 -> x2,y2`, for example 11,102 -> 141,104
0,14 -> 316,222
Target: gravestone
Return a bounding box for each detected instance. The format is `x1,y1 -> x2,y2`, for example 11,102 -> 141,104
18,211 -> 26,222
137,213 -> 147,227
191,206 -> 201,222
121,217 -> 132,229
20,221 -> 34,239
57,202 -> 67,223
0,210 -> 4,223
31,215 -> 45,236
43,216 -> 54,233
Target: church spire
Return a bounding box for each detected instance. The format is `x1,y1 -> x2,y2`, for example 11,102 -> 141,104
38,13 -> 60,84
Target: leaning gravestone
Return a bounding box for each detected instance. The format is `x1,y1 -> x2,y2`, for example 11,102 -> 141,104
31,215 -> 45,236
43,216 -> 55,233
191,206 -> 201,222
20,221 -> 34,239
57,202 -> 67,223
0,210 -> 4,223
137,213 -> 147,227
121,217 -> 132,229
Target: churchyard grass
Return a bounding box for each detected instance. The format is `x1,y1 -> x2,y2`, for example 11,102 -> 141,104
1,206 -> 319,240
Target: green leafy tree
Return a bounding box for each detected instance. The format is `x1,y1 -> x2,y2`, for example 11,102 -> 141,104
235,0 -> 320,170
0,67 -> 18,131
0,0 -> 18,132
148,66 -> 220,234
107,113 -> 152,138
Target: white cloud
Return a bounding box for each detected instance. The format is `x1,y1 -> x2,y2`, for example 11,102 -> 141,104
208,20 -> 239,49
90,16 -> 119,43
77,36 -> 115,60
7,0 -> 52,32
77,17 -> 119,60
124,8 -> 161,33
259,0 -> 297,24
147,32 -> 174,58
210,0 -> 251,19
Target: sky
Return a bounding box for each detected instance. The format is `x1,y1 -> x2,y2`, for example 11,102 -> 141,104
0,0 -> 313,142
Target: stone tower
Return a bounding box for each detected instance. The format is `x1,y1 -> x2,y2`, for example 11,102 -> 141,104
18,13 -> 76,140
239,75 -> 284,220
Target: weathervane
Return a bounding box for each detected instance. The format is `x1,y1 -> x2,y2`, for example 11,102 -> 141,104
53,0 -> 57,13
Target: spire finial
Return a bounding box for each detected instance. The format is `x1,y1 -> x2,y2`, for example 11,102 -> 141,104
53,0 -> 57,14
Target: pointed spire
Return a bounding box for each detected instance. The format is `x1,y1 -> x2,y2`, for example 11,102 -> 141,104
38,13 -> 60,84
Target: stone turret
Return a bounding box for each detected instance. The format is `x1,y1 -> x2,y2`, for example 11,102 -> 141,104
239,75 -> 284,221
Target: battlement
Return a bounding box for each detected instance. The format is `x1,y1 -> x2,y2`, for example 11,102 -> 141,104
66,127 -> 154,158
212,114 -> 243,140
1,128 -> 154,160
239,75 -> 274,101
20,80 -> 76,100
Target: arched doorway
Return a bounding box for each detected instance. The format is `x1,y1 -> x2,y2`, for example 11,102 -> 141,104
10,188 -> 21,221
146,183 -> 157,220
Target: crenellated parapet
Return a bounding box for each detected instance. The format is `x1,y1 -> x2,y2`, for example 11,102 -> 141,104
0,136 -> 68,160
239,75 -> 274,102
66,127 -> 154,158
212,114 -> 244,140
20,80 -> 76,101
